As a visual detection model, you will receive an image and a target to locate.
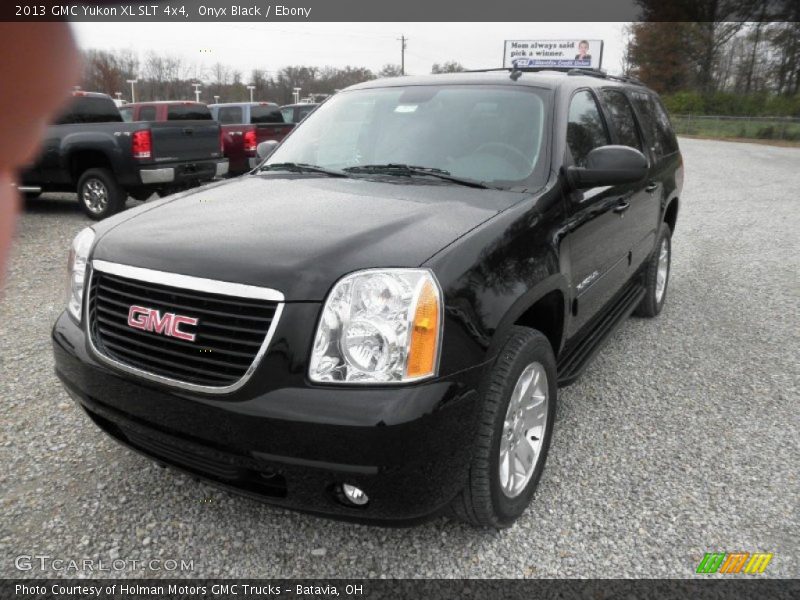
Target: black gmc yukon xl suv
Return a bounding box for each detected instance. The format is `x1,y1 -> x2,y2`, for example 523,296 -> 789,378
52,70 -> 682,527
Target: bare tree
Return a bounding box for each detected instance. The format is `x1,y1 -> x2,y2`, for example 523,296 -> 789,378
378,64 -> 403,78
431,61 -> 466,74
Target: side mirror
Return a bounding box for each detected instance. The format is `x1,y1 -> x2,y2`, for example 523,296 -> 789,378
256,140 -> 279,159
566,145 -> 648,189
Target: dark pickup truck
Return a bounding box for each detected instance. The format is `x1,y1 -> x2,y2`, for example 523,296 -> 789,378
209,102 -> 295,174
54,69 -> 682,527
20,92 -> 228,219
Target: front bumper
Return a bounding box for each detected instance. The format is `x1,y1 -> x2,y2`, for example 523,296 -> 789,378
139,159 -> 229,185
52,311 -> 485,523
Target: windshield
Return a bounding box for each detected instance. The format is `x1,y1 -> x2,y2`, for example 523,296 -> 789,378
266,85 -> 549,186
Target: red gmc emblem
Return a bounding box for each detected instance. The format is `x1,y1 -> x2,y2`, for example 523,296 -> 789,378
127,305 -> 199,342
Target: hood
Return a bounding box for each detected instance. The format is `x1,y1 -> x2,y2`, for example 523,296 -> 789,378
93,175 -> 520,300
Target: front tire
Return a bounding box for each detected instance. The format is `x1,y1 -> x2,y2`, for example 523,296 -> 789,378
77,168 -> 126,220
635,226 -> 672,318
451,327 -> 557,528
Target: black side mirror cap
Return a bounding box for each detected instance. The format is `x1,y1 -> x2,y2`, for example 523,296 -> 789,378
566,145 -> 649,189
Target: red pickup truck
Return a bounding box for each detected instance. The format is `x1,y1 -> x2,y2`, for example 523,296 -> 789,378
209,102 -> 295,174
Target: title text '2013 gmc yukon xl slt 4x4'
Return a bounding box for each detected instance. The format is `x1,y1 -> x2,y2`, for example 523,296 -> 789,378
20,92 -> 228,219
52,70 -> 682,527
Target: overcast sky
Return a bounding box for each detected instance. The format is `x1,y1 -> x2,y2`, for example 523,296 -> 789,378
72,22 -> 629,79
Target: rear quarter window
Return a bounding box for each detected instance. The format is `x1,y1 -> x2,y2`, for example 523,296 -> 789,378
601,89 -> 643,152
167,104 -> 212,120
631,92 -> 679,158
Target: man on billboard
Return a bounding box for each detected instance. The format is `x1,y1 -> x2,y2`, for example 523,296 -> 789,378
575,40 -> 592,60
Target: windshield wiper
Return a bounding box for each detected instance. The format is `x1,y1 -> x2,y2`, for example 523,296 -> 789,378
343,164 -> 489,189
259,162 -> 349,178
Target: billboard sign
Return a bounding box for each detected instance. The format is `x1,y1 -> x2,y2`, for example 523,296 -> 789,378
503,39 -> 604,70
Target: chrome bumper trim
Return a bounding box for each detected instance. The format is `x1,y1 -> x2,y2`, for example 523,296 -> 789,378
139,168 -> 175,184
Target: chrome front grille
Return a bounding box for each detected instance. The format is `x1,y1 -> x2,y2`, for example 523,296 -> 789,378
87,261 -> 283,392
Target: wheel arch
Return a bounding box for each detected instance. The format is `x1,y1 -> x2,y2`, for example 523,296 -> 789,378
664,196 -> 679,233
68,150 -> 114,185
487,274 -> 570,360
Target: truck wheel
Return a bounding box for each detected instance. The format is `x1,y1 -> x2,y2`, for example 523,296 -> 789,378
451,326 -> 557,528
635,226 -> 672,318
77,168 -> 126,220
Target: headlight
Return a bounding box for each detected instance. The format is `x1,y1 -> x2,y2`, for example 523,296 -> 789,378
309,269 -> 443,384
66,227 -> 95,321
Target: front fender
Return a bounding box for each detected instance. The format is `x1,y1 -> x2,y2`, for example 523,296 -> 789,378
427,186 -> 568,376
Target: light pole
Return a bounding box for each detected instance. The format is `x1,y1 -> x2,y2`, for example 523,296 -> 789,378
191,82 -> 202,102
126,79 -> 137,103
293,87 -> 301,104
114,92 -> 122,101
214,95 -> 220,104
247,85 -> 256,102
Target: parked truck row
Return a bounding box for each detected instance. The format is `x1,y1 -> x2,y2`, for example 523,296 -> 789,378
18,92 -> 318,219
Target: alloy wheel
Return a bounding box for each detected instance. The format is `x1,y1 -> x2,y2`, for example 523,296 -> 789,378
499,361 -> 549,498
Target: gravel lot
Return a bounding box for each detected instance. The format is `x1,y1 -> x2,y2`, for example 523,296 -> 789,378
1,138 -> 797,579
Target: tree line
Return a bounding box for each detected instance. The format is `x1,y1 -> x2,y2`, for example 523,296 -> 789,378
80,49 -> 466,106
625,0 -> 800,116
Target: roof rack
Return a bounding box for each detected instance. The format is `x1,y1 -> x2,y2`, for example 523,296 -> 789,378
466,67 -> 576,74
567,68 -> 645,86
464,66 -> 645,86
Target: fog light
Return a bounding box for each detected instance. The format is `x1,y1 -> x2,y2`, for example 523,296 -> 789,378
342,483 -> 369,506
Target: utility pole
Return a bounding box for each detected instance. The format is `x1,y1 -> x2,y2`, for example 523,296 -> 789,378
397,35 -> 407,75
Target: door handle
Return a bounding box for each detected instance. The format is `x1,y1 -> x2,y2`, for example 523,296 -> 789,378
645,181 -> 659,193
613,200 -> 631,214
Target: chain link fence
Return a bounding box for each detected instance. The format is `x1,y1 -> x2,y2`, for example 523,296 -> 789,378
670,114 -> 800,142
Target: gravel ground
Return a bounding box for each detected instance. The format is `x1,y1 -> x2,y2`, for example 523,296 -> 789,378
0,138 -> 798,579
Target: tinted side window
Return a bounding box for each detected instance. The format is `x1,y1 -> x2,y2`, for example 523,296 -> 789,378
631,92 -> 678,158
55,97 -> 122,124
118,106 -> 133,122
217,106 -> 244,124
250,105 -> 284,124
567,91 -> 610,167
652,97 -> 679,155
601,89 -> 642,151
167,104 -> 212,120
281,107 -> 295,123
138,106 -> 157,121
